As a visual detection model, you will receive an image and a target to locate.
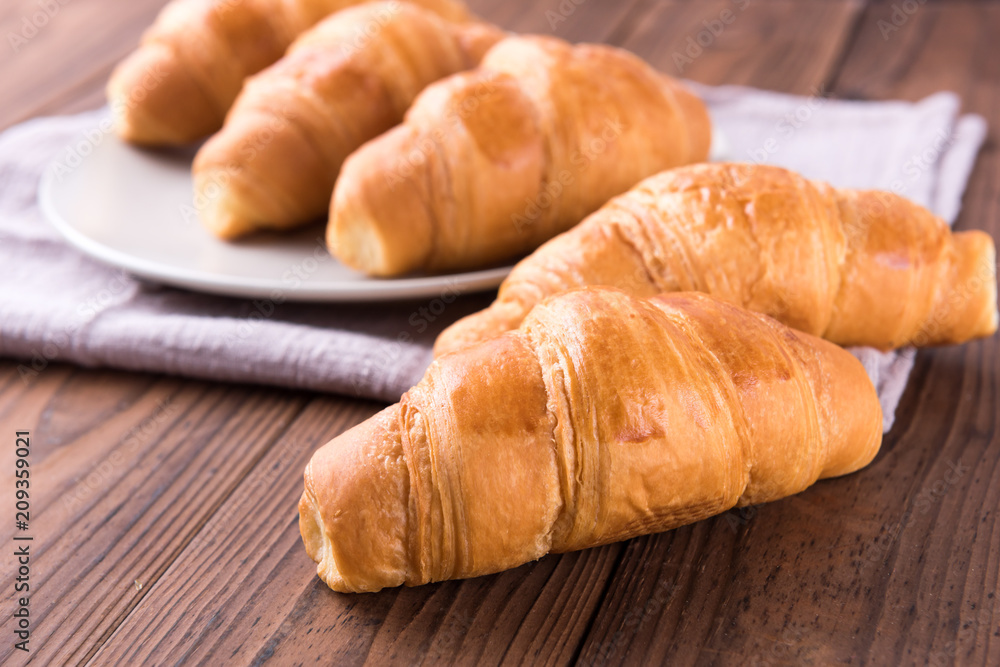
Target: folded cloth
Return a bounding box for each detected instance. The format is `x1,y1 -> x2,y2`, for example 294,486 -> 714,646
690,84 -> 987,431
0,87 -> 987,430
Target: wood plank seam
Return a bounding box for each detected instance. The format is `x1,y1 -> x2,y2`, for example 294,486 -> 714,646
88,398 -> 377,665
73,395 -> 313,664
31,389 -> 313,665
550,2 -> 872,661
818,0 -> 872,95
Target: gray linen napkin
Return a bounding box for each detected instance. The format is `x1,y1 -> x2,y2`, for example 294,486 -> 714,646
0,87 -> 987,430
689,84 -> 987,431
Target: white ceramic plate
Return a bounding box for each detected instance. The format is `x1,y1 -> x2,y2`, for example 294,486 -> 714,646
39,118 -> 728,302
38,120 -> 513,302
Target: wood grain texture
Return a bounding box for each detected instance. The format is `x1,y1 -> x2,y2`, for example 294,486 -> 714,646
577,2 -> 1000,665
834,4 -> 1000,664
0,0 -> 172,131
0,0 -> 997,665
83,1 -> 885,665
90,398 -> 383,665
467,0 -> 647,43
617,0 -> 866,94
0,364 -> 309,664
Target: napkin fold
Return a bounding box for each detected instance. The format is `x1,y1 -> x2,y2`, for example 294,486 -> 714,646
0,87 -> 987,431
690,84 -> 987,431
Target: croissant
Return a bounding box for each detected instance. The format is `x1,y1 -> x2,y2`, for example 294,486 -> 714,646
192,3 -> 503,239
327,35 -> 711,276
106,0 -> 471,145
299,288 -> 882,593
436,163 -> 998,356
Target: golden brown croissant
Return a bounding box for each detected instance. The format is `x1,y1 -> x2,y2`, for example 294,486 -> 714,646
299,288 -> 883,593
436,163 -> 998,356
327,35 -> 711,276
106,0 -> 471,145
192,3 -> 503,239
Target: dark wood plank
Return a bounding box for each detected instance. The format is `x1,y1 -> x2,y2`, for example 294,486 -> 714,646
0,362 -> 309,664
577,3 -> 1000,665
82,1 -> 657,663
96,417 -> 620,666
0,0 -> 171,131
4,1 -> 994,666
617,0 -> 866,94
0,0 -> 862,133
0,0 -> 641,131
84,2 -> 870,665
831,4 -> 1000,663
466,0 -> 647,44
89,398 -> 382,665
92,396 -> 620,666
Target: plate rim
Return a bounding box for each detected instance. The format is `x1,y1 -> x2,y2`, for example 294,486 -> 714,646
37,131 -> 513,303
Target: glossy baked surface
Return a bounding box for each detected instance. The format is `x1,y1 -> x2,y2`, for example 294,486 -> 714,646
4,1 -> 997,664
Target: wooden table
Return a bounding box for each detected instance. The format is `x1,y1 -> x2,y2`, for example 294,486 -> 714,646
1,0 -> 998,664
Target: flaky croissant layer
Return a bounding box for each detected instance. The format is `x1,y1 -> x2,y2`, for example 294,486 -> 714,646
192,2 -> 503,239
107,0 -> 472,145
435,163 -> 998,356
300,288 -> 882,593
327,35 -> 710,276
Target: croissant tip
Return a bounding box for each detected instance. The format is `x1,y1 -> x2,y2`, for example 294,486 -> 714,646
979,238 -> 999,336
192,171 -> 256,240
937,229 -> 999,344
297,487 -> 323,563
106,41 -> 225,145
328,208 -> 393,276
431,323 -> 466,358
298,477 -> 349,593
106,85 -> 155,145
